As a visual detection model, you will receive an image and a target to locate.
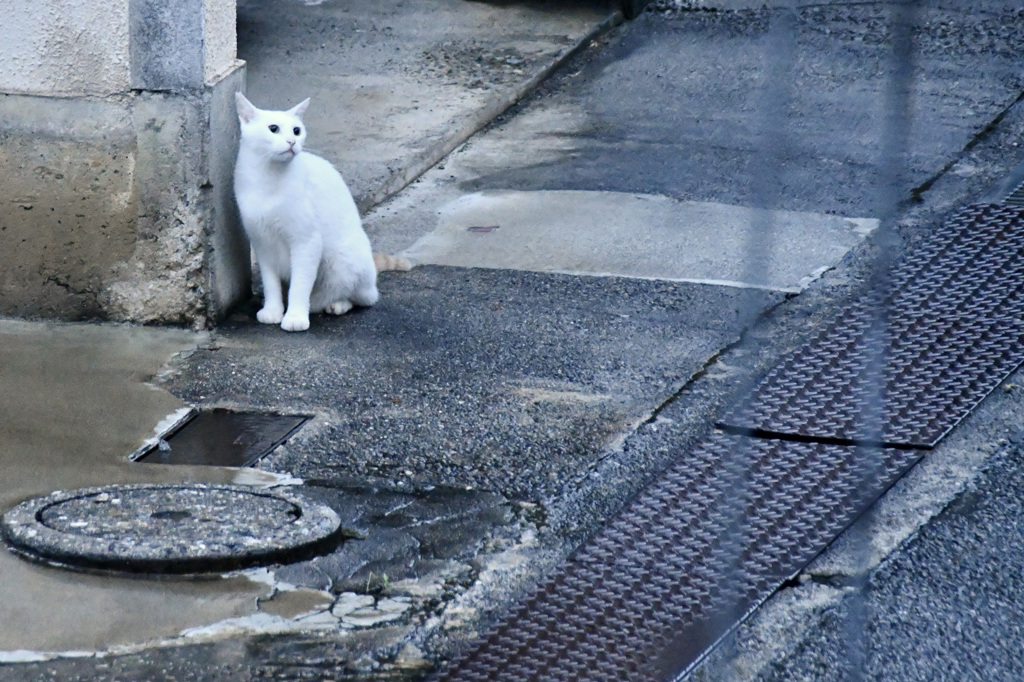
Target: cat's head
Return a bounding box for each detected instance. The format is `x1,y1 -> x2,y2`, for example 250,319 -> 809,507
235,92 -> 310,163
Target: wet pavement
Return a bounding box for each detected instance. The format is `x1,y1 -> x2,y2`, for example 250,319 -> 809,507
169,269 -> 779,500
2,0 -> 623,664
4,0 -> 1024,679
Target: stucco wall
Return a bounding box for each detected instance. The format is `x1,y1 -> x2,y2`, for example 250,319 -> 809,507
0,0 -> 238,96
205,0 -> 238,82
0,66 -> 246,325
0,0 -> 131,96
0,0 -> 248,325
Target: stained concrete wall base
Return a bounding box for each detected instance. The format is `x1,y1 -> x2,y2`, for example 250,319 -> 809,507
0,62 -> 248,325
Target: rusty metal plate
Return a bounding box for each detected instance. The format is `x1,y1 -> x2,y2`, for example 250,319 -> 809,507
721,204 -> 1024,448
431,436 -> 920,681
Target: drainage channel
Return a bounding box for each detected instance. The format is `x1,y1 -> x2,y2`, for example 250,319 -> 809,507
428,203 -> 1024,681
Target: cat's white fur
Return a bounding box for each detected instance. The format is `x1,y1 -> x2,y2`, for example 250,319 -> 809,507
234,92 -> 378,332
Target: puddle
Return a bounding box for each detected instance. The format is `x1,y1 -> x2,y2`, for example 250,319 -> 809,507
258,587 -> 334,619
0,555 -> 268,654
0,320 -> 293,655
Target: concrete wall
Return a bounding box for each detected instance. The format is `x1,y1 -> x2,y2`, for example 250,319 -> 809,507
0,0 -> 131,96
204,0 -> 238,83
0,0 -> 248,325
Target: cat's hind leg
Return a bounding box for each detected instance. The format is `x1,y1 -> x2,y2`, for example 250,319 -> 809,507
350,277 -> 379,308
325,300 -> 353,315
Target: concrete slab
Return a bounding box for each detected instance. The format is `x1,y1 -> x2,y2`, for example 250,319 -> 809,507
402,190 -> 876,291
360,2 -> 1024,282
237,0 -> 620,210
361,1 -> 1024,259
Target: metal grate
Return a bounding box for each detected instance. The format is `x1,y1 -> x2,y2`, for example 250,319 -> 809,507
1005,179 -> 1024,208
431,436 -> 920,681
719,204 -> 1024,448
134,409 -> 310,468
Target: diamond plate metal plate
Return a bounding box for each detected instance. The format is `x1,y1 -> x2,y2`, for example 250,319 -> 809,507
721,204 -> 1024,448
431,436 -> 920,682
1005,180 -> 1024,207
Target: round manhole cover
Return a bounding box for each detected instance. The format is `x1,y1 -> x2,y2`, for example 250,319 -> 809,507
0,484 -> 342,574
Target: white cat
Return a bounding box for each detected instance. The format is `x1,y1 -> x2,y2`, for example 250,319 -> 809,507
233,92 -> 382,332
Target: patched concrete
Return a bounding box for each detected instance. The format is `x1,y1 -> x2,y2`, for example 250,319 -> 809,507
403,190 -> 876,290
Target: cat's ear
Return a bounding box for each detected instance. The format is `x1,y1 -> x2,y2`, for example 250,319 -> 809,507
288,98 -> 310,118
235,92 -> 258,124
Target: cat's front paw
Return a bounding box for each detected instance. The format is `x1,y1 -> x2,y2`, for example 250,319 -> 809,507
257,306 -> 284,325
281,312 -> 310,332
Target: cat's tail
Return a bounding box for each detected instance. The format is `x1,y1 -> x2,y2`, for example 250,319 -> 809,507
373,253 -> 414,272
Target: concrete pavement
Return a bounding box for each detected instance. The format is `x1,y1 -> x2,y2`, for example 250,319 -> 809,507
237,0 -> 621,212
3,0 -> 1024,679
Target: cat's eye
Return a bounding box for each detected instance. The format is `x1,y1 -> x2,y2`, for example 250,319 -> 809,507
293,127 -> 301,136
268,124 -> 279,133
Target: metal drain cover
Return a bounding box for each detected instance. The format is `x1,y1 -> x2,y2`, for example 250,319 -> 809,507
720,203 -> 1024,448
1,484 -> 342,574
431,435 -> 921,682
134,409 -> 311,468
